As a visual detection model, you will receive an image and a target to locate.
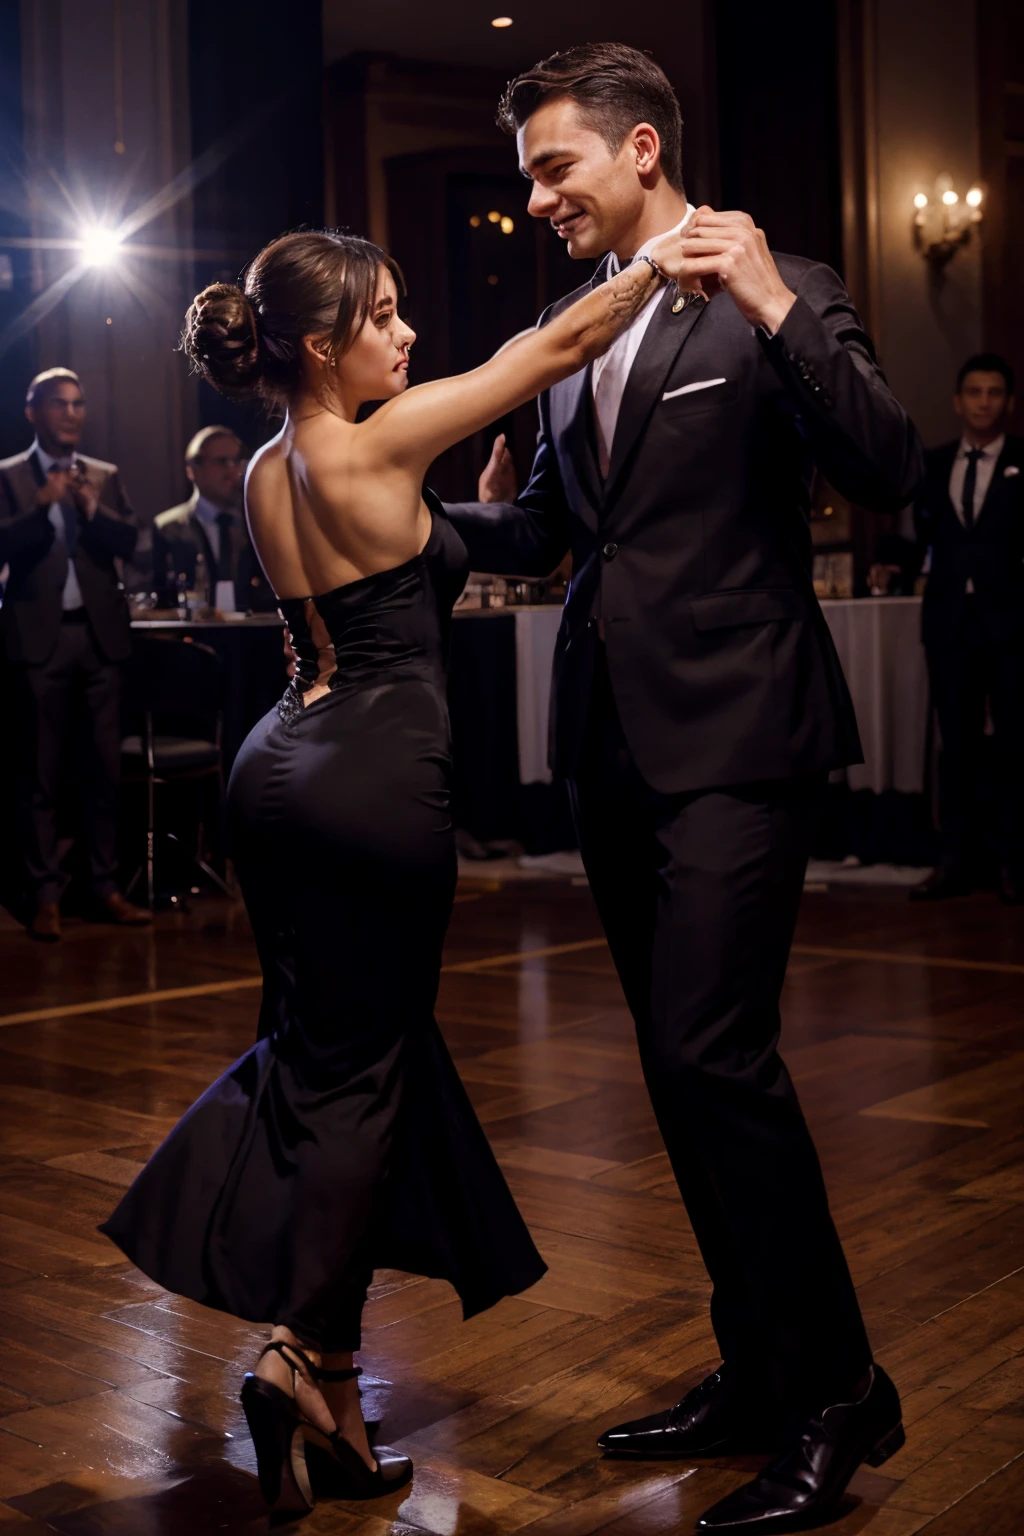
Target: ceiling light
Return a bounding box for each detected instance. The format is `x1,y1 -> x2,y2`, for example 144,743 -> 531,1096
941,189 -> 958,206
491,16 -> 513,27
965,186 -> 983,207
500,216 -> 514,234
913,192 -> 928,209
79,227 -> 124,266
487,210 -> 501,224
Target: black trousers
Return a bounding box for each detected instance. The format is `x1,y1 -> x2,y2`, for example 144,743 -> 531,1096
928,600 -> 1024,872
569,648 -> 871,1417
16,618 -> 122,906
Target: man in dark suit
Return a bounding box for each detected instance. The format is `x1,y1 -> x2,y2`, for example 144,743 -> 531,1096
152,426 -> 274,612
446,44 -> 922,1532
0,368 -> 151,938
909,353 -> 1023,904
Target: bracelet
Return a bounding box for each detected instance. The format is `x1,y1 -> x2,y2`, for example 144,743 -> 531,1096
634,254 -> 665,281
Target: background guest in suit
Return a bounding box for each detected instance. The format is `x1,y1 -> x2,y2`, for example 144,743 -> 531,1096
152,426 -> 274,611
911,353 -> 1023,903
0,368 -> 151,939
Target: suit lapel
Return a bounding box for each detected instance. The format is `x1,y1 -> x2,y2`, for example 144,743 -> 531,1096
974,440 -> 1014,526
547,256 -> 613,523
550,361 -> 602,517
605,289 -> 708,501
935,442 -> 959,521
3,450 -> 46,514
189,507 -> 217,576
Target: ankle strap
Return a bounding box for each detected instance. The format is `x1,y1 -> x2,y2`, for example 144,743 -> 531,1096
313,1363 -> 362,1383
257,1339 -> 319,1380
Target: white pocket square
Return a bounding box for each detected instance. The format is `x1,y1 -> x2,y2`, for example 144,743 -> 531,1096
662,377 -> 727,402
1004,464 -> 1020,478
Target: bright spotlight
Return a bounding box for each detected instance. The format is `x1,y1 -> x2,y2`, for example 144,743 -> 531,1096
941,189 -> 959,206
913,192 -> 928,210
966,186 -> 983,207
79,227 -> 124,267
491,16 -> 513,27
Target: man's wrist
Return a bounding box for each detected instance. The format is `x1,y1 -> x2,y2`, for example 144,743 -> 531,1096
634,253 -> 666,285
754,289 -> 797,337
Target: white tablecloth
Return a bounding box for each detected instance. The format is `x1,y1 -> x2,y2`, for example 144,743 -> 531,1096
819,597 -> 928,794
512,597 -> 928,794
515,608 -> 563,784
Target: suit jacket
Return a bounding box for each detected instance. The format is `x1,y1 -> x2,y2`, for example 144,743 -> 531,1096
0,447 -> 137,664
446,255 -> 924,794
152,491 -> 275,612
914,435 -> 1024,651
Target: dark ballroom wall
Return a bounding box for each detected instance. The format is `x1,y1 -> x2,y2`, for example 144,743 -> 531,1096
0,4 -> 35,462
715,0 -> 843,273
186,0 -> 325,461
15,0 -> 194,522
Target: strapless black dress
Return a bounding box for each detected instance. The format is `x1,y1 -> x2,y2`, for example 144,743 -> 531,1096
101,496 -> 545,1348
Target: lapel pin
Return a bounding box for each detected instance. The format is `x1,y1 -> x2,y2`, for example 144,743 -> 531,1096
672,288 -> 704,315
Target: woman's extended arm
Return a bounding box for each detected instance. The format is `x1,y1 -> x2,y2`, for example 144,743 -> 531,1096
366,247 -> 677,470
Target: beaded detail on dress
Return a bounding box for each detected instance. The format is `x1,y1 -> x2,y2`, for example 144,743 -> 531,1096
277,683 -> 305,725
272,495 -> 467,725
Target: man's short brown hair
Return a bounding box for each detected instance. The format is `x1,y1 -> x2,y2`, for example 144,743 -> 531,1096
26,367 -> 82,407
184,424 -> 241,464
497,43 -> 684,193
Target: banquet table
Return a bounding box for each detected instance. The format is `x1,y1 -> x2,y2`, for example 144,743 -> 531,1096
122,598 -> 930,856
818,596 -> 928,794
130,614 -> 288,776
497,596 -> 930,801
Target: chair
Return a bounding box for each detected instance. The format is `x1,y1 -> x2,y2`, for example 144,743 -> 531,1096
121,634 -> 231,908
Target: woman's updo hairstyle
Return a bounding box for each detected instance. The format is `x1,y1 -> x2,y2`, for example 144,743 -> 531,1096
181,230 -> 404,402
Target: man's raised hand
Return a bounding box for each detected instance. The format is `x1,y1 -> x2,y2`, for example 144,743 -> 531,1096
478,432 -> 518,505
675,208 -> 797,334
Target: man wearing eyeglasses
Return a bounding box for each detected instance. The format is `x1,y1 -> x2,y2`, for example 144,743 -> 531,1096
0,367 -> 150,939
152,426 -> 273,612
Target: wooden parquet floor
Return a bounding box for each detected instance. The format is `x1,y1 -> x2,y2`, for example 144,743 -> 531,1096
0,876 -> 1022,1535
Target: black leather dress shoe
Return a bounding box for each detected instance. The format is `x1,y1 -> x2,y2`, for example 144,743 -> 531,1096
696,1365 -> 904,1530
909,868 -> 971,901
598,1368 -> 771,1459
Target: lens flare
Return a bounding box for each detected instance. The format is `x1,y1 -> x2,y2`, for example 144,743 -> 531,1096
79,227 -> 124,266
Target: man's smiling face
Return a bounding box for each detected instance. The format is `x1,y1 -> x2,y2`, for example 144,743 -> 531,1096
518,95 -> 647,261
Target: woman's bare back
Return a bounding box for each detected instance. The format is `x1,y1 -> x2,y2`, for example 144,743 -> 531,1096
244,412 -> 433,602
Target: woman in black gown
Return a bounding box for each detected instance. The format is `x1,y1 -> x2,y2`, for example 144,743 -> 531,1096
101,227 -> 688,1516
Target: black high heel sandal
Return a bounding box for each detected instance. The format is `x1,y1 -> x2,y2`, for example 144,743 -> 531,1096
302,1364 -> 413,1500
240,1340 -> 319,1517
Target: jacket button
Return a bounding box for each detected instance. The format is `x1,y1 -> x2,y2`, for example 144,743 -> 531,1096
602,541 -> 618,560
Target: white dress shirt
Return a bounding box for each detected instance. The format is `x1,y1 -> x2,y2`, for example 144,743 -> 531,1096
591,205 -> 696,476
33,439 -> 84,610
948,434 -> 1003,525
948,434 -> 1003,594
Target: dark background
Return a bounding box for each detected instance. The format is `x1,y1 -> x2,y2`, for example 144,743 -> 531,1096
0,3 -> 37,463
186,0 -> 325,448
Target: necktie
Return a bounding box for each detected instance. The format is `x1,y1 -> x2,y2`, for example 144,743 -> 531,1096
961,447 -> 983,528
215,511 -> 234,581
52,458 -> 79,554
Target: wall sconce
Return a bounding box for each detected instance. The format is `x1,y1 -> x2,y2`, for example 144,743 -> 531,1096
913,174 -> 984,266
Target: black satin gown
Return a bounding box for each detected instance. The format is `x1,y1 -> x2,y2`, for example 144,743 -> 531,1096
101,494 -> 546,1348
